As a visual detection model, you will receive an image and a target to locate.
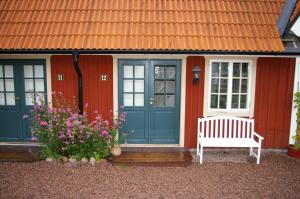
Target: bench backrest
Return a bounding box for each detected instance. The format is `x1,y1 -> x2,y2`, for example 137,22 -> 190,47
198,116 -> 254,139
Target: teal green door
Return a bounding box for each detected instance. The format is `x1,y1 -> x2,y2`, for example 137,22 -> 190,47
0,59 -> 47,141
118,59 -> 181,144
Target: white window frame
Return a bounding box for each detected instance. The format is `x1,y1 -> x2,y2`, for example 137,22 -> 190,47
207,59 -> 253,115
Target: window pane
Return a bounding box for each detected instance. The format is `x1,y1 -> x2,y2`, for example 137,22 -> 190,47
124,80 -> 133,92
211,62 -> 219,77
155,81 -> 164,93
134,94 -> 144,106
25,93 -> 34,105
4,65 -> 13,78
34,65 -> 44,78
124,94 -> 133,106
124,65 -> 133,78
6,93 -> 15,105
166,81 -> 175,93
232,79 -> 240,93
134,80 -> 144,92
240,95 -> 247,108
35,79 -> 44,92
0,93 -> 5,105
134,65 -> 144,78
5,79 -> 14,91
211,78 -> 219,93
210,94 -> 218,108
0,65 -> 3,77
220,79 -> 228,93
221,63 -> 228,77
219,95 -> 227,109
0,79 -> 3,91
25,79 -> 34,92
166,95 -> 175,107
155,66 -> 164,79
36,93 -> 45,105
166,66 -> 176,79
233,63 -> 240,77
231,95 -> 239,109
241,79 -> 248,93
242,63 -> 249,77
24,65 -> 33,78
154,94 -> 164,106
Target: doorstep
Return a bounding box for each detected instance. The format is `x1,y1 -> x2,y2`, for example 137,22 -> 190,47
111,147 -> 192,167
0,143 -> 41,162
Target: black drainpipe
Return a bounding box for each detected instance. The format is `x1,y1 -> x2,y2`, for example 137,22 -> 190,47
72,51 -> 83,114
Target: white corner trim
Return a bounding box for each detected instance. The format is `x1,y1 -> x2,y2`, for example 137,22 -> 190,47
46,57 -> 52,106
289,57 -> 300,144
112,55 -> 187,147
203,56 -> 257,117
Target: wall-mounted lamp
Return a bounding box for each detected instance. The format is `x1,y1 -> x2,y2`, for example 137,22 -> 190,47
192,65 -> 202,85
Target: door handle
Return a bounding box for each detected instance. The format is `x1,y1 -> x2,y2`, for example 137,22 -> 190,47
15,96 -> 20,100
149,97 -> 154,104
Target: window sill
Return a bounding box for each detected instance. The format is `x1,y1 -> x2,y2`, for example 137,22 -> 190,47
204,109 -> 251,118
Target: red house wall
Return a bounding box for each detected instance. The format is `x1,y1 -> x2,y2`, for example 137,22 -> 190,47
254,57 -> 295,148
184,56 -> 295,149
184,56 -> 205,148
51,55 -> 113,120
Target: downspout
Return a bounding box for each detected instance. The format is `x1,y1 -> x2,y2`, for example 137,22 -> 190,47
72,51 -> 83,114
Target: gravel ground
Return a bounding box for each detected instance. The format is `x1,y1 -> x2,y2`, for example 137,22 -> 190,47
0,153 -> 299,199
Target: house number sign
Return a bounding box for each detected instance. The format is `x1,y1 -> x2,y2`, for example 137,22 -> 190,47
100,75 -> 108,81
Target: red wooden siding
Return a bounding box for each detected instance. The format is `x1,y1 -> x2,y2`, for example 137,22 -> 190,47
184,56 -> 205,148
254,57 -> 295,148
51,55 -> 113,120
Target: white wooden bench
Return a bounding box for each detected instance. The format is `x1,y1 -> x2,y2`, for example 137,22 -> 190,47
197,116 -> 264,164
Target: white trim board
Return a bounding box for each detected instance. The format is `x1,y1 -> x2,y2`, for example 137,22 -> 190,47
112,55 -> 187,147
289,57 -> 300,144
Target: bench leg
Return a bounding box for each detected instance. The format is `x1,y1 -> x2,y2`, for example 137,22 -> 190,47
197,138 -> 199,156
199,145 -> 203,164
249,147 -> 253,156
257,146 -> 261,164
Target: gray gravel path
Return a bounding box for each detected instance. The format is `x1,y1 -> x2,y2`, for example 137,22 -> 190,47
0,153 -> 299,199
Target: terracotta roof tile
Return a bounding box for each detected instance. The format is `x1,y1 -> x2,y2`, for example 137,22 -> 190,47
0,0 -> 286,52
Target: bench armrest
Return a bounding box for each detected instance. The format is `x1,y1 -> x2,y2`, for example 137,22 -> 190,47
253,132 -> 264,141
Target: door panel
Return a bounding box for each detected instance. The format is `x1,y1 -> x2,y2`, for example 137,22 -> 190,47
0,59 -> 47,141
119,59 -> 181,144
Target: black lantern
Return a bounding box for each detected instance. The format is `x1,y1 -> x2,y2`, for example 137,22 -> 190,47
192,65 -> 201,85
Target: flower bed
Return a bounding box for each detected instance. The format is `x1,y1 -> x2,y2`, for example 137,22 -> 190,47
25,92 -> 126,163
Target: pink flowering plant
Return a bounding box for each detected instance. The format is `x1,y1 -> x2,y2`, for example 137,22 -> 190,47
25,92 -> 126,161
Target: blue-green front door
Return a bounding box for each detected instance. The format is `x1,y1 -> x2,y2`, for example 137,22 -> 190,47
0,59 -> 47,141
119,59 -> 181,144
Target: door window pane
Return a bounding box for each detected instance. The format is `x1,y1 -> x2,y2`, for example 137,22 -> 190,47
35,79 -> 44,92
134,80 -> 144,92
0,65 -> 3,77
166,67 -> 175,79
0,93 -> 4,105
134,65 -> 144,78
26,93 -> 34,105
6,93 -> 15,105
124,80 -> 133,92
166,81 -> 175,93
24,65 -> 33,78
124,94 -> 133,106
155,81 -> 164,93
5,79 -> 14,91
4,65 -> 13,78
155,66 -> 164,79
36,93 -> 45,105
154,94 -> 164,106
25,79 -> 34,92
34,65 -> 44,78
134,94 -> 144,106
0,80 -> 3,91
124,65 -> 133,78
166,95 -> 175,107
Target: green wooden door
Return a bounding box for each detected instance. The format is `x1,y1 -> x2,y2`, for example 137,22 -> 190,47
118,59 -> 181,144
0,59 -> 47,141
